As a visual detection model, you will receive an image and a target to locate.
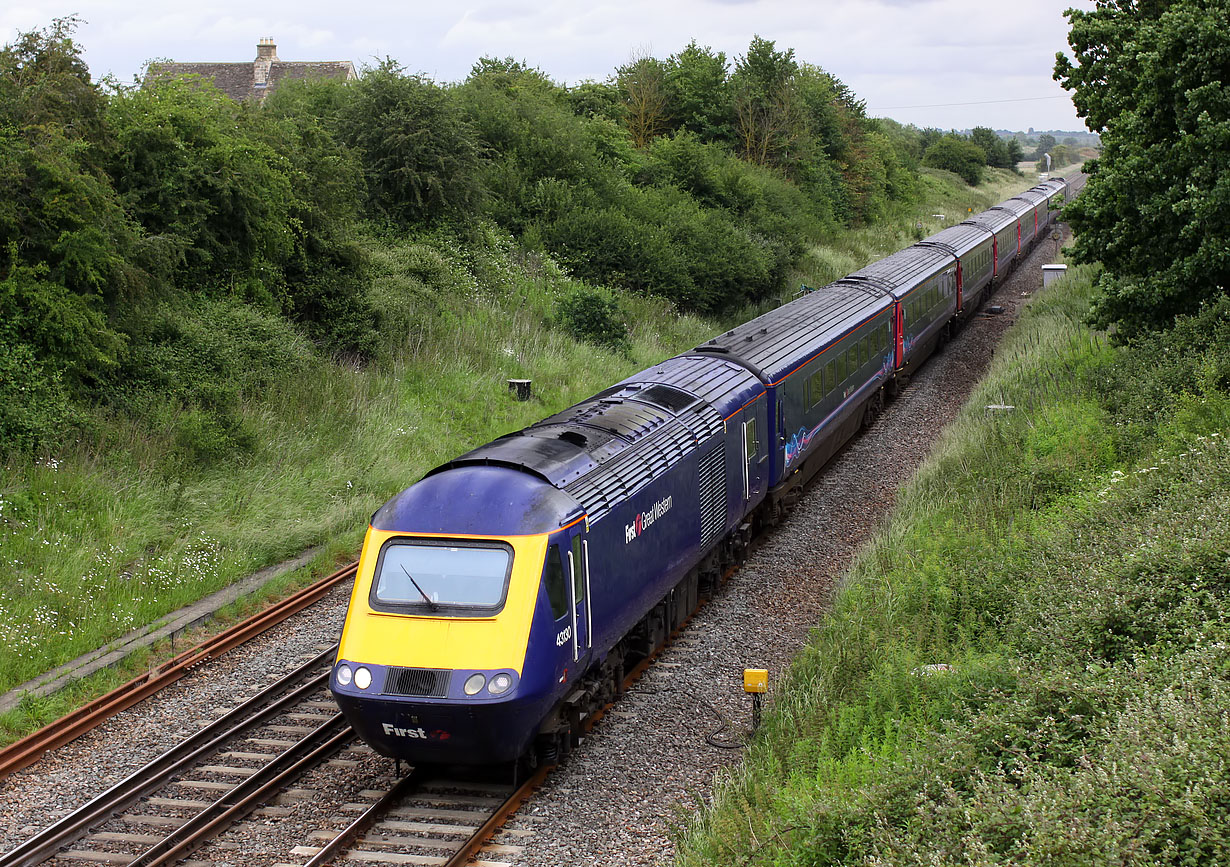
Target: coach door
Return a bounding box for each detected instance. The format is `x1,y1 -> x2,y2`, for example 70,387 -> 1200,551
741,399 -> 767,502
564,527 -> 592,664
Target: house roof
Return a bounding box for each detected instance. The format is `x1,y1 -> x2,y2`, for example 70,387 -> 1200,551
147,39 -> 357,102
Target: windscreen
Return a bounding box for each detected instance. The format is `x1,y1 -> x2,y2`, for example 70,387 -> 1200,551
372,541 -> 512,613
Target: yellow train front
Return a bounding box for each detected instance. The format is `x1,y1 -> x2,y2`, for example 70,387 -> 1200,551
329,461 -> 589,765
330,355 -> 772,767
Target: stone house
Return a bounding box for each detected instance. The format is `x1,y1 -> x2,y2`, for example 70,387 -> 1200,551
148,38 -> 357,101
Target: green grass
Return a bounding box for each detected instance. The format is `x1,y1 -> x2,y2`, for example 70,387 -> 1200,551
674,261 -> 1230,865
0,167 -> 1043,744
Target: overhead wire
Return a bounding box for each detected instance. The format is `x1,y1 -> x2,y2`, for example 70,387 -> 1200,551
870,95 -> 1071,110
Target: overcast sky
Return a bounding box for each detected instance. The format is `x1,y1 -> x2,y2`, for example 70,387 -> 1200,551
3,0 -> 1096,132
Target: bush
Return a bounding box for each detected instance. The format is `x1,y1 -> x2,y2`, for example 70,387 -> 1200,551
0,342 -> 74,454
107,76 -> 296,288
338,60 -> 483,226
555,284 -> 629,351
922,135 -> 986,185
0,261 -> 123,387
108,297 -> 316,464
1087,296 -> 1230,459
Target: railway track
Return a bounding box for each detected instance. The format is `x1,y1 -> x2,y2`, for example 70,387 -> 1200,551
1,561 -> 702,867
1,646 -> 347,867
2,172 -> 1087,866
1,640 -> 545,867
291,769 -> 542,867
0,563 -> 358,780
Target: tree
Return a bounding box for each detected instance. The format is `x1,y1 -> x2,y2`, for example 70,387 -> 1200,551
731,36 -> 802,167
1055,0 -> 1230,336
566,79 -> 625,123
618,55 -> 671,148
1005,137 -> 1025,166
922,135 -> 985,184
337,60 -> 483,226
664,41 -> 732,144
0,18 -> 135,394
1031,132 -> 1056,161
970,126 -> 1013,168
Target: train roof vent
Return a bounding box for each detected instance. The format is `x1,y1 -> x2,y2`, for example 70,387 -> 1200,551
565,400 -> 667,442
633,384 -> 698,413
558,430 -> 588,448
565,423 -> 698,522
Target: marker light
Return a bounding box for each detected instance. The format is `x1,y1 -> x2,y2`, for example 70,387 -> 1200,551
488,673 -> 513,695
464,673 -> 486,695
336,665 -> 353,686
744,668 -> 768,732
355,667 -> 373,690
743,669 -> 768,694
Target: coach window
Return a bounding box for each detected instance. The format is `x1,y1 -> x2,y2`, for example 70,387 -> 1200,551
545,545 -> 567,619
825,360 -> 835,393
808,368 -> 824,408
745,416 -> 759,460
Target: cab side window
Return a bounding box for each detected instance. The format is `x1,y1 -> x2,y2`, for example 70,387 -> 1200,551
571,535 -> 585,603
544,545 -> 567,619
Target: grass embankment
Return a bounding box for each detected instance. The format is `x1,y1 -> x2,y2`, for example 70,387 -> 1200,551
0,232 -> 713,735
0,168 -> 1041,744
676,264 -> 1230,864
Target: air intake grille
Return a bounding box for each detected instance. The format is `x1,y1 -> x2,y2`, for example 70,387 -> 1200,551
698,445 -> 727,545
383,667 -> 450,698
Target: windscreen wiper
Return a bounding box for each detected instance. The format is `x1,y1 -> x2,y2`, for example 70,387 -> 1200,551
401,565 -> 439,611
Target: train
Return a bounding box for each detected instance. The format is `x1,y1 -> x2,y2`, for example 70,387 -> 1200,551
329,176 -> 1073,768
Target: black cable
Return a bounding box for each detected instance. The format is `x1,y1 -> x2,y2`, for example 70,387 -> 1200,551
698,696 -> 746,750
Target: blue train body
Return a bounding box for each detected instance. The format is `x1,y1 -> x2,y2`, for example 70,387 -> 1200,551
330,177 -> 1072,766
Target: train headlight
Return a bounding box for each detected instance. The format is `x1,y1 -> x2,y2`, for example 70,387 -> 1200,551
354,667 -> 373,690
336,664 -> 353,686
464,673 -> 486,695
488,673 -> 513,695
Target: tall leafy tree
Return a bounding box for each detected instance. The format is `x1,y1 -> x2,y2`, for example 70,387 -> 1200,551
1031,132 -> 1056,161
0,19 -> 135,387
618,55 -> 671,148
664,41 -> 732,144
1055,0 -> 1230,336
731,36 -> 802,167
970,126 -> 1013,168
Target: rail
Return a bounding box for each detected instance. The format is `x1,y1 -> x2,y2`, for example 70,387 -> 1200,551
0,561 -> 356,780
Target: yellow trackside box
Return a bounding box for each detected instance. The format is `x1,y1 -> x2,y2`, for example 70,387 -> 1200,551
743,669 -> 768,694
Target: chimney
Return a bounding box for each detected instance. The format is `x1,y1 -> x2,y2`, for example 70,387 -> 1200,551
254,37 -> 277,89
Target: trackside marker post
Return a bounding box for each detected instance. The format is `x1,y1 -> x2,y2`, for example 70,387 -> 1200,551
744,668 -> 768,731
